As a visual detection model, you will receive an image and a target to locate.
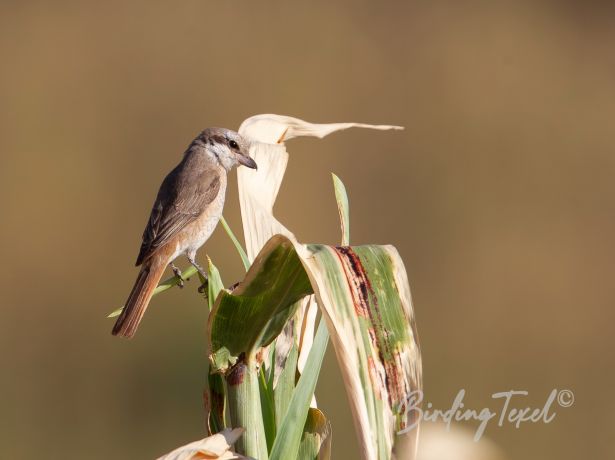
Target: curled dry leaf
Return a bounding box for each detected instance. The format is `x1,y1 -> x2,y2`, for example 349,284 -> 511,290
237,114 -> 403,262
157,428 -> 251,460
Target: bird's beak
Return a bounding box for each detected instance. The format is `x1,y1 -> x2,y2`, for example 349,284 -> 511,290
237,154 -> 257,169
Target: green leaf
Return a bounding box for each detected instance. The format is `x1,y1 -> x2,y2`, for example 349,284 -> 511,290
301,243 -> 422,459
206,256 -> 224,311
269,320 -> 329,460
220,215 -> 251,271
208,237 -> 313,373
273,338 -> 298,429
259,366 -> 276,452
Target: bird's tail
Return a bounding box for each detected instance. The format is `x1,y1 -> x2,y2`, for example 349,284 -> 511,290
112,258 -> 167,338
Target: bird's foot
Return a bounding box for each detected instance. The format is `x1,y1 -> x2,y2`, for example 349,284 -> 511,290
198,277 -> 209,296
188,255 -> 208,294
170,263 -> 185,288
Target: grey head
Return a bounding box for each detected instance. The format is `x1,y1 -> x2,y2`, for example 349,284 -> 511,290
191,127 -> 257,171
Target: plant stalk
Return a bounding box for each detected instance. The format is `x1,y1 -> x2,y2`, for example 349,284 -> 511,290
226,357 -> 269,459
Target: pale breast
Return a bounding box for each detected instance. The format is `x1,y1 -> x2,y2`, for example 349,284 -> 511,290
174,174 -> 227,259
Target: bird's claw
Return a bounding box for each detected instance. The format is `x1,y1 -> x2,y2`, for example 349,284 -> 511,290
198,279 -> 209,295
170,264 -> 185,288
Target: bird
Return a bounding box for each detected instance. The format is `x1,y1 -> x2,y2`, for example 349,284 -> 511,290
112,127 -> 257,338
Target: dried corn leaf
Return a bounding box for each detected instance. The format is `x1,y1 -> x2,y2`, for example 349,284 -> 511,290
157,428 -> 250,460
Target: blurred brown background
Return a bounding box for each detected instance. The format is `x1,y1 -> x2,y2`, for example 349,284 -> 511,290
1,1 -> 614,459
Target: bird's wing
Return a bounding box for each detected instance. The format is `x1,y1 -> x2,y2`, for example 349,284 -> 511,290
136,162 -> 221,266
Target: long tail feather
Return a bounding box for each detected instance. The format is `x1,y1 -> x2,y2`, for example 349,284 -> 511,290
112,259 -> 167,338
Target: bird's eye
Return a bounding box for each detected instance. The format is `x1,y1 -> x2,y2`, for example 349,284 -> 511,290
229,140 -> 239,149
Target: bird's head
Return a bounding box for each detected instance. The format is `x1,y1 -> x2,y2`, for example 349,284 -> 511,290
198,127 -> 257,171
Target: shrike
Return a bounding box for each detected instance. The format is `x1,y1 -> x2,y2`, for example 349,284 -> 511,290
112,128 -> 257,338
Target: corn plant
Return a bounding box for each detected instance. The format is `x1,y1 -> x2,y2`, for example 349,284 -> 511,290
113,115 -> 422,460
